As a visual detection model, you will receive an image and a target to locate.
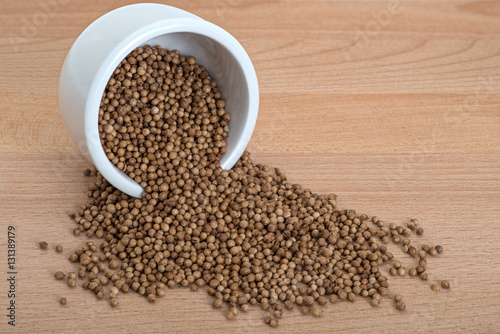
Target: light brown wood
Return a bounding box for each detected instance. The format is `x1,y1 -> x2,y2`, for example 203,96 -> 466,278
1,1 -> 499,333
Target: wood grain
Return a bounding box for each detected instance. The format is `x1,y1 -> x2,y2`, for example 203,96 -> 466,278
0,1 -> 499,333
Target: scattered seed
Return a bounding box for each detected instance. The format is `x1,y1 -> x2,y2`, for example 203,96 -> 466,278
212,299 -> 223,309
39,242 -> 48,250
54,271 -> 65,280
441,280 -> 450,289
68,278 -> 77,287
225,310 -> 235,320
311,306 -> 323,317
59,297 -> 66,305
53,44 -> 451,326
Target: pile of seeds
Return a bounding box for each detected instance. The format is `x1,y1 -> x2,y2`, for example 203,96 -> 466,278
50,45 -> 449,327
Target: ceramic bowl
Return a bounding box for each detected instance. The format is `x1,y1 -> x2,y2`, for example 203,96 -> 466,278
59,3 -> 259,197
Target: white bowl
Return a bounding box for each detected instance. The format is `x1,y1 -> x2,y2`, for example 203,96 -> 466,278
59,3 -> 259,198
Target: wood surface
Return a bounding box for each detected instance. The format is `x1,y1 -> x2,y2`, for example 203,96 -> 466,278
1,1 -> 499,333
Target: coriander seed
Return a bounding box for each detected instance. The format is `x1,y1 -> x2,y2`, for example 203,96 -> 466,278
68,278 -> 77,287
311,306 -> 323,317
225,310 -> 235,320
54,271 -> 65,280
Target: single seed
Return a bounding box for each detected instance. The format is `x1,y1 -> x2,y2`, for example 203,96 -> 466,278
59,297 -> 67,305
212,299 -> 223,308
39,242 -> 48,250
68,278 -> 77,287
395,301 -> 406,311
110,298 -> 118,307
394,294 -> 403,302
408,246 -> 417,257
441,280 -> 450,289
225,310 -> 235,320
54,271 -> 65,280
317,296 -> 328,306
435,245 -> 444,253
311,306 -> 323,317
56,244 -> 63,252
431,284 -> 440,292
83,168 -> 92,176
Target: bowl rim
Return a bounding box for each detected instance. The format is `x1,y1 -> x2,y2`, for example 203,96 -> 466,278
84,17 -> 259,198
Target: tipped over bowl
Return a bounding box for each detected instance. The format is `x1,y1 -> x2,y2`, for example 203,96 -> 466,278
59,3 -> 259,198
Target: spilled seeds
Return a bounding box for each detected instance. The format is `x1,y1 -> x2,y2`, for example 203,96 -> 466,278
46,45 -> 449,327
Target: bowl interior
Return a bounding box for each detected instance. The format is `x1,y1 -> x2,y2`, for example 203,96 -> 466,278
141,32 -> 249,169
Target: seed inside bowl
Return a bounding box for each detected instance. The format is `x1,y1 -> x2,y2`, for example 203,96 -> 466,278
46,45 -> 450,326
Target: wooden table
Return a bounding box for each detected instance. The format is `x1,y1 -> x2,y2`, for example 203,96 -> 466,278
1,1 -> 499,333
